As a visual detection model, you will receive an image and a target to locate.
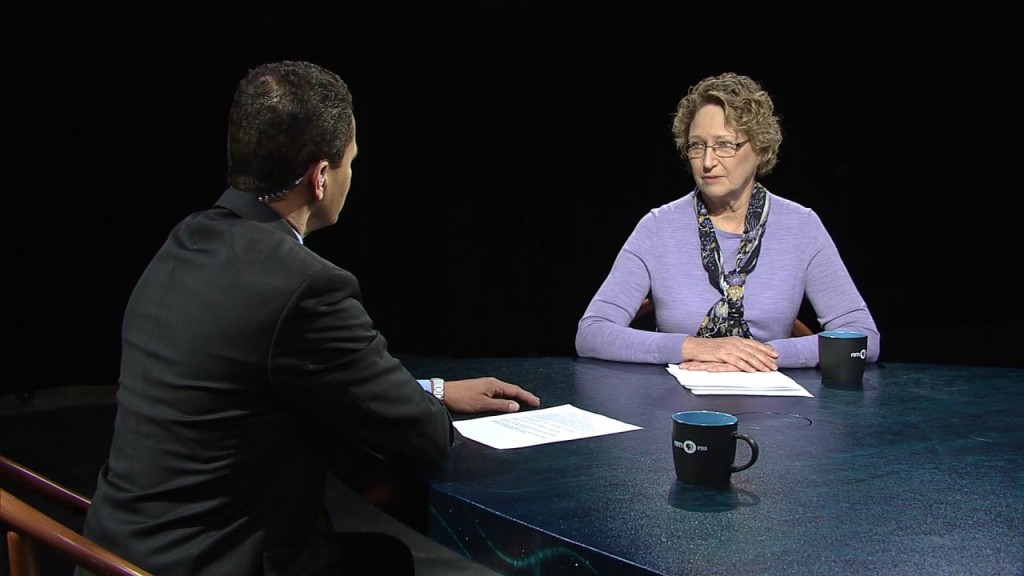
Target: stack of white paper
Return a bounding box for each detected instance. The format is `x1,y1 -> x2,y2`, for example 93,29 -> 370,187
666,364 -> 813,397
453,404 -> 642,450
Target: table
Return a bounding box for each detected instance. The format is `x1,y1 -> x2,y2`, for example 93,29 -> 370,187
392,357 -> 1024,576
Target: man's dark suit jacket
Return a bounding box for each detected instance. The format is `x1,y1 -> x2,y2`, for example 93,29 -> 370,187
80,188 -> 453,575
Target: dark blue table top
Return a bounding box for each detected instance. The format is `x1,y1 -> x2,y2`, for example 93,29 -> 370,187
400,357 -> 1024,576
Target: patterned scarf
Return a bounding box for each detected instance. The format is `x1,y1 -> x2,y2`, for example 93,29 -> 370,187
694,183 -> 770,338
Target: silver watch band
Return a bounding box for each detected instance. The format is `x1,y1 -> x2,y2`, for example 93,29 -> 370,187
429,377 -> 445,402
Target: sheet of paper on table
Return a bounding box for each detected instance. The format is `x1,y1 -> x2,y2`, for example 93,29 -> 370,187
453,403 -> 642,450
666,364 -> 813,397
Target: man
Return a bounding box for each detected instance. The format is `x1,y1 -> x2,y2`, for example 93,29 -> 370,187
79,60 -> 539,576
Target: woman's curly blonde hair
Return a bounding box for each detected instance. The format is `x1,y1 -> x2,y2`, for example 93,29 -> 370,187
671,72 -> 782,175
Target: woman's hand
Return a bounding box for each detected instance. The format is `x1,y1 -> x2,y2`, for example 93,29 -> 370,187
443,377 -> 541,413
681,336 -> 778,372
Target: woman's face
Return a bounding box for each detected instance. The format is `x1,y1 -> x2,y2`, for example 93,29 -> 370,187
687,104 -> 759,205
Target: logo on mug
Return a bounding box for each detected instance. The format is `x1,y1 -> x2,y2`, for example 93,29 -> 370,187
674,439 -> 700,453
849,349 -> 867,359
674,440 -> 707,454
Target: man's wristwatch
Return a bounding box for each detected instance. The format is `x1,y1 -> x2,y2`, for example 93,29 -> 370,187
429,378 -> 445,402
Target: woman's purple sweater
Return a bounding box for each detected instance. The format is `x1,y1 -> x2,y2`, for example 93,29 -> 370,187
575,191 -> 880,368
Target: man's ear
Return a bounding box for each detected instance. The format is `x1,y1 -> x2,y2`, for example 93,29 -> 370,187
310,160 -> 330,200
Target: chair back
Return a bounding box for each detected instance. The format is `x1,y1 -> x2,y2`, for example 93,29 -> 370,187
632,298 -> 816,337
2,490 -> 153,576
0,454 -> 91,514
0,455 -> 153,576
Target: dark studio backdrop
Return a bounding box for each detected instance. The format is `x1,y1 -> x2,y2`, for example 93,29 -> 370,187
4,3 -> 1023,395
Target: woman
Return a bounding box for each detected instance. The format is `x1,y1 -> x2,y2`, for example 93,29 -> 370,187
575,72 -> 879,371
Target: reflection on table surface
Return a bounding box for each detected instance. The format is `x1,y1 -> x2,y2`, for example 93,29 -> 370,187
391,357 -> 1024,576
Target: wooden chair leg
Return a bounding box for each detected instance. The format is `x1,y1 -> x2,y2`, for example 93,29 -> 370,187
7,530 -> 42,576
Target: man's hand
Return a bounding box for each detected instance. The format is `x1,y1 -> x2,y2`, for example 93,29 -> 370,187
443,377 -> 541,414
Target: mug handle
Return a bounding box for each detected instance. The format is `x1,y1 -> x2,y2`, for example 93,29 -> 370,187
731,432 -> 759,473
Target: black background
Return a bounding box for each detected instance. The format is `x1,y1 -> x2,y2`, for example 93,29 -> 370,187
5,2 -> 1023,394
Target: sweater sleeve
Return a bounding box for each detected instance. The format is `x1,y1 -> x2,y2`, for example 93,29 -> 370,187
575,211 -> 689,364
767,210 -> 880,367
